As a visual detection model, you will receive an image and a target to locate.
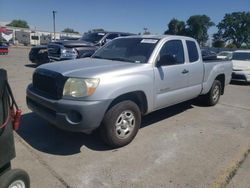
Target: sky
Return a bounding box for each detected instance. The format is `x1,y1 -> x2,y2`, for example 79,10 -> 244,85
0,0 -> 249,36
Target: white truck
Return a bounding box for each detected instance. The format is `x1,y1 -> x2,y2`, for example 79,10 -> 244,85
27,35 -> 232,148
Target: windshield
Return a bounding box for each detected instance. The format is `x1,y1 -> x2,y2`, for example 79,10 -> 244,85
232,52 -> 250,61
92,38 -> 159,63
80,32 -> 106,43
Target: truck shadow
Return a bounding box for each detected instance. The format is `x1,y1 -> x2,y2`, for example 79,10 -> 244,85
17,101 -> 193,155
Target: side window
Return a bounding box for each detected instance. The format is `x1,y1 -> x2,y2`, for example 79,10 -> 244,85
120,34 -> 130,37
186,40 -> 199,62
158,40 -> 184,66
106,34 -> 119,41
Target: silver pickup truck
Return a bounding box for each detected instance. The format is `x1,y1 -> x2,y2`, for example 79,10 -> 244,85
26,35 -> 232,148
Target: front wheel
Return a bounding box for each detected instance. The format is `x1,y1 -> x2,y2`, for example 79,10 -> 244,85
204,80 -> 222,106
100,100 -> 141,148
0,169 -> 30,188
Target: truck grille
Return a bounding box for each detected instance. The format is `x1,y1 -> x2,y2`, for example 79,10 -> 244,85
48,44 -> 61,59
33,69 -> 67,99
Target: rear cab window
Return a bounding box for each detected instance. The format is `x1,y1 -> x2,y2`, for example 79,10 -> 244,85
186,40 -> 199,63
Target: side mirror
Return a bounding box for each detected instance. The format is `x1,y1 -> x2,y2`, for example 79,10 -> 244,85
157,54 -> 176,67
99,39 -> 106,46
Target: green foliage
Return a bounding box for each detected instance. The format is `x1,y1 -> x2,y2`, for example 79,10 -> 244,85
212,33 -> 225,48
6,19 -> 29,28
216,12 -> 250,48
143,31 -> 151,35
62,28 -> 79,34
186,15 -> 214,46
212,40 -> 225,48
164,15 -> 214,46
226,43 -> 237,49
164,18 -> 185,35
87,28 -> 105,33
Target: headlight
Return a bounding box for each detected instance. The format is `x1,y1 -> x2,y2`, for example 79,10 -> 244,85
63,78 -> 100,98
61,48 -> 78,59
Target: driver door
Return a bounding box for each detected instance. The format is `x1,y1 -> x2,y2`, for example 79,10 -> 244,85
154,39 -> 190,110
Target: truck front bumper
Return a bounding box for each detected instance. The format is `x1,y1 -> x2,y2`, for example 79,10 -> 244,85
26,85 -> 112,133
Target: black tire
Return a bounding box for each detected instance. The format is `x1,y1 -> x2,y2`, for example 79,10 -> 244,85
100,100 -> 141,148
203,80 -> 222,106
0,169 -> 30,188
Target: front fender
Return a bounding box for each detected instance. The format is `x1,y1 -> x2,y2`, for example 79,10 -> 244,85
87,71 -> 155,113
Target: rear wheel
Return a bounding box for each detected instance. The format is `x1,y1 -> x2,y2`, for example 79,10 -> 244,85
204,80 -> 222,106
0,169 -> 30,188
100,100 -> 141,148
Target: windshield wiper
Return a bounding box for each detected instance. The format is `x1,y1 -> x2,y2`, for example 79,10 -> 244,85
107,57 -> 135,63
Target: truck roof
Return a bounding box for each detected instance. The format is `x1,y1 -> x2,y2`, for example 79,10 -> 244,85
124,34 -> 197,41
234,50 -> 250,53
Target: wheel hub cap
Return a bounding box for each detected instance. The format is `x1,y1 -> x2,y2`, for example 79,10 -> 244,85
115,110 -> 135,139
212,85 -> 220,102
8,180 -> 25,188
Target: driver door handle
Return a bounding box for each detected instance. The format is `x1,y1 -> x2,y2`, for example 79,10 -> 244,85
182,69 -> 189,74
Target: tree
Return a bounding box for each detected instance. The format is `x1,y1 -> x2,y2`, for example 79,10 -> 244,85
212,33 -> 225,48
88,28 -> 105,33
143,28 -> 151,35
164,18 -> 185,35
62,28 -> 79,34
216,12 -> 250,48
6,19 -> 29,28
143,31 -> 151,35
186,15 -> 214,46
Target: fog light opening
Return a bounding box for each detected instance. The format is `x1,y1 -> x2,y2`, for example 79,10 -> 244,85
67,111 -> 82,124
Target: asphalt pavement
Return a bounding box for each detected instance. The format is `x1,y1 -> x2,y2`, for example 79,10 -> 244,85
0,47 -> 250,188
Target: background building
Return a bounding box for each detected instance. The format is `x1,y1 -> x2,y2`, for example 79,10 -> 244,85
0,25 -> 81,46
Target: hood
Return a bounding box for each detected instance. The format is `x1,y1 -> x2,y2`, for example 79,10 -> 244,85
232,60 -> 250,71
50,40 -> 94,48
38,58 -> 144,78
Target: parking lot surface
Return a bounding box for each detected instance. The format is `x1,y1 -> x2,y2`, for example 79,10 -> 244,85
1,47 -> 250,188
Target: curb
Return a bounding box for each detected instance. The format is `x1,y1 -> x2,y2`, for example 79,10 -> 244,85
211,141 -> 250,188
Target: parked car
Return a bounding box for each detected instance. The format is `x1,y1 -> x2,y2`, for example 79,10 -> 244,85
26,35 -> 232,148
0,42 -> 8,55
29,45 -> 49,65
217,51 -> 233,60
47,31 -> 135,61
201,49 -> 217,60
28,36 -> 80,65
231,50 -> 250,83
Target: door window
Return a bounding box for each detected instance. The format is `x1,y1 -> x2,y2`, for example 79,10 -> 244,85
158,40 -> 184,66
106,34 -> 119,41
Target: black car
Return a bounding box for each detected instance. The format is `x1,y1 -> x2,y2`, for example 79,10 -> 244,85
201,49 -> 217,60
29,31 -> 134,64
47,31 -> 134,62
29,45 -> 49,65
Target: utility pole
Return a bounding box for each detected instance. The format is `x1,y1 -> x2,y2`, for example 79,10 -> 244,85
52,10 -> 57,41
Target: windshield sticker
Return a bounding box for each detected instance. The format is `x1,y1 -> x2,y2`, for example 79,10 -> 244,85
141,39 -> 158,44
98,33 -> 106,36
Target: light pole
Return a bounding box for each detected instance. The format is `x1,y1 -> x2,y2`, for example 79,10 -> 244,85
52,10 -> 57,41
